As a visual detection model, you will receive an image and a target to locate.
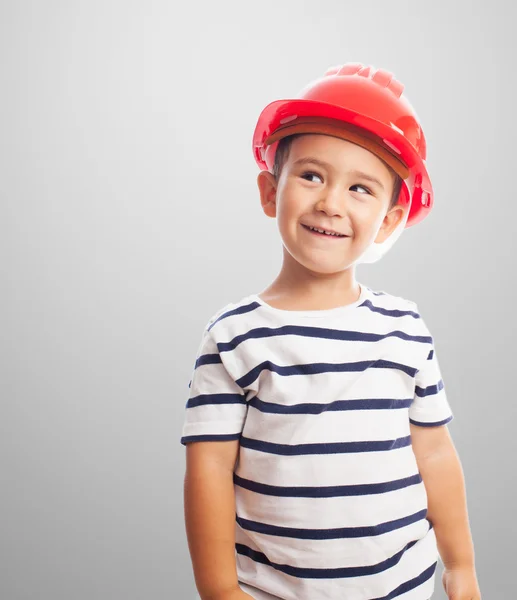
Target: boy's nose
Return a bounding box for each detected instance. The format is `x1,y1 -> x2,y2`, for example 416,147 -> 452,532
314,187 -> 347,217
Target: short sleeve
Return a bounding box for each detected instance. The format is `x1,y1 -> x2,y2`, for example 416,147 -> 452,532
409,318 -> 454,428
180,324 -> 248,445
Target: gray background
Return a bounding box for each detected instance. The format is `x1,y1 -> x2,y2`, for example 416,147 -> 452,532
2,0 -> 515,598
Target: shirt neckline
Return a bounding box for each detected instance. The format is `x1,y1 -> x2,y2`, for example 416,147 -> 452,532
249,282 -> 370,318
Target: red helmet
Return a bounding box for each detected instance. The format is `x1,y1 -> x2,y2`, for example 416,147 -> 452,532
252,63 -> 433,227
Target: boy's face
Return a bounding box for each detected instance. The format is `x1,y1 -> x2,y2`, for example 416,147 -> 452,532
257,134 -> 407,274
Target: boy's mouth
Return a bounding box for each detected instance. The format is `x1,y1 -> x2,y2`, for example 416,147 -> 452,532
301,224 -> 349,239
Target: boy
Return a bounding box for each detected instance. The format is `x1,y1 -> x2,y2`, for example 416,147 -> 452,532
181,63 -> 481,600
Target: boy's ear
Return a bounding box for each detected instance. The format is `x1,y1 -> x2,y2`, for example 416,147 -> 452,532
374,204 -> 407,244
257,170 -> 278,218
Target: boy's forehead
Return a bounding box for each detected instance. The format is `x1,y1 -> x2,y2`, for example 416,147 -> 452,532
287,134 -> 393,180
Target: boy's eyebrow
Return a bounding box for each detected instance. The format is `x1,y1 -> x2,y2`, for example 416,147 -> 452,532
292,157 -> 386,191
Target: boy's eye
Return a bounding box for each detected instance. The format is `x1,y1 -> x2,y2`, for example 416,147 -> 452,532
351,184 -> 372,195
300,171 -> 323,183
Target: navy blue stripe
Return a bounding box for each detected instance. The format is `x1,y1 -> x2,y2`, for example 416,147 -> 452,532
361,299 -> 420,319
371,562 -> 437,600
239,435 -> 412,456
415,379 -> 444,397
410,415 -> 453,427
195,353 -> 222,368
180,432 -> 241,445
237,359 -> 417,388
427,349 -> 434,360
218,325 -> 432,352
236,508 -> 428,539
233,472 -> 422,497
248,396 -> 413,414
235,525 -> 430,578
187,393 -> 246,408
207,301 -> 261,332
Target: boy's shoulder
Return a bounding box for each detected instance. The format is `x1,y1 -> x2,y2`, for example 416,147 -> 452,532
370,287 -> 435,344
202,292 -> 259,333
368,286 -> 420,313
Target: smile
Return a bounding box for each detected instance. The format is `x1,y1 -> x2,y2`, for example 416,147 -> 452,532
302,224 -> 348,238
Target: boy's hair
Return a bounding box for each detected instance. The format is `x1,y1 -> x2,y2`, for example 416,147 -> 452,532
272,134 -> 403,210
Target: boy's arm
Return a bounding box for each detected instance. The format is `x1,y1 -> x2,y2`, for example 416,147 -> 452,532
410,423 -> 476,568
184,439 -> 249,600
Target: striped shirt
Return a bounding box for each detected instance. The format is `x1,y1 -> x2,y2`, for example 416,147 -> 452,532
181,282 -> 453,600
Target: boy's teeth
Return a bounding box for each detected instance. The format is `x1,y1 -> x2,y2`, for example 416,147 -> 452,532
308,225 -> 343,237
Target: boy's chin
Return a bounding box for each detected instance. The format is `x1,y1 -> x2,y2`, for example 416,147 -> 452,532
293,254 -> 360,275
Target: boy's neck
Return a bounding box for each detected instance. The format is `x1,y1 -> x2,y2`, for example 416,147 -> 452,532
258,250 -> 361,311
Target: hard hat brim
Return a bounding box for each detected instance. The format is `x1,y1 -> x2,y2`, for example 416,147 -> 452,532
263,116 -> 410,180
